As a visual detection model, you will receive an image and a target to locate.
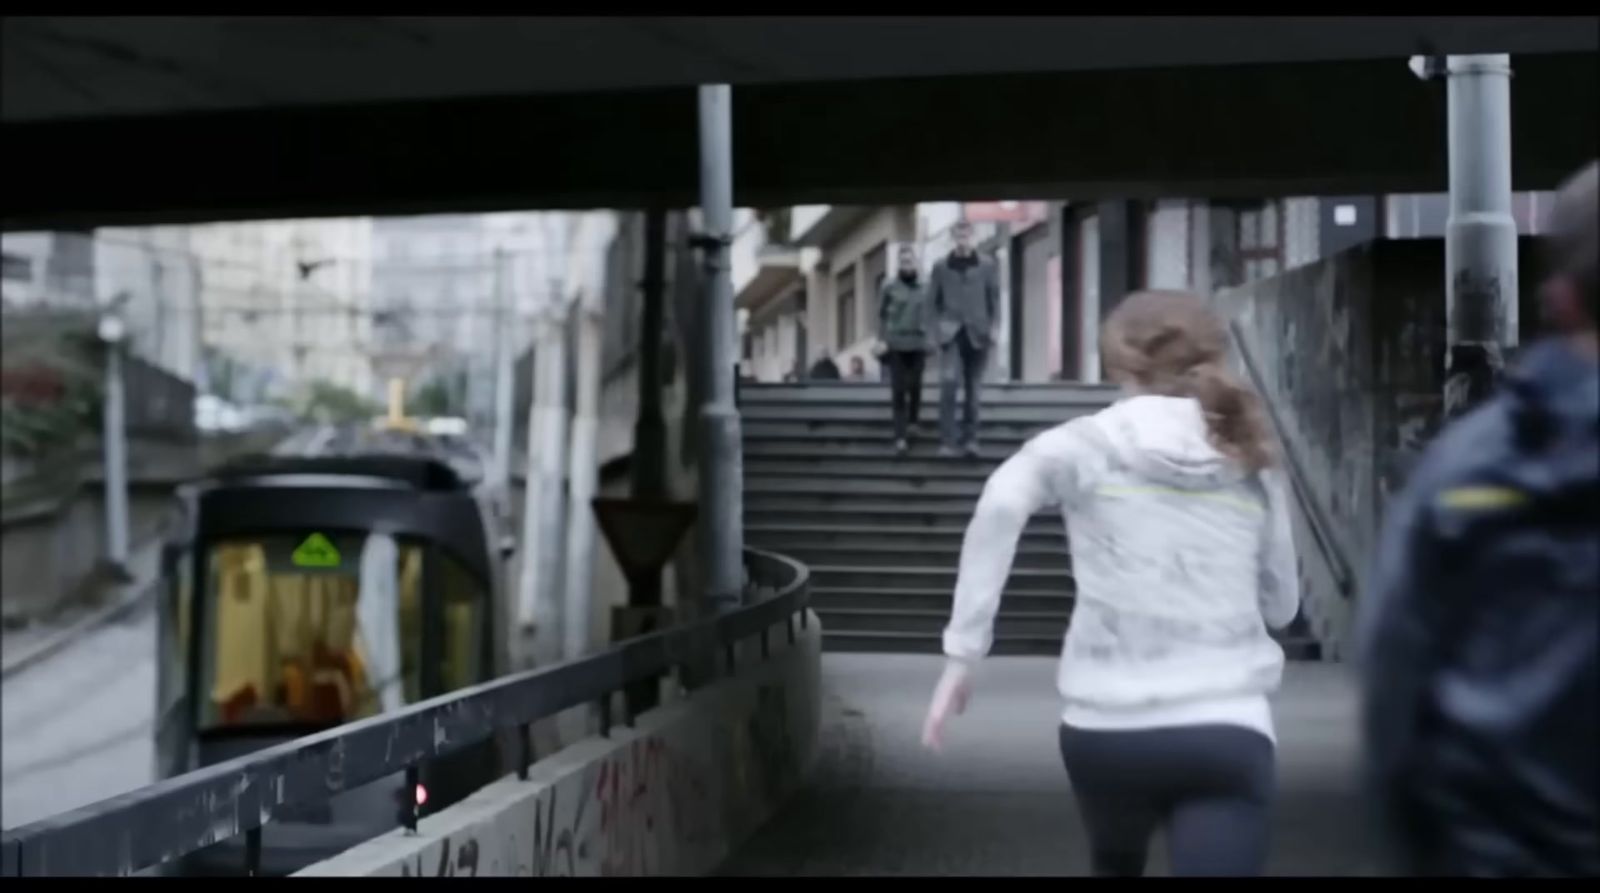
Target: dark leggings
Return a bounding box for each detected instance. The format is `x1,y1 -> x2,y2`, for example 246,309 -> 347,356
1058,723 -> 1277,877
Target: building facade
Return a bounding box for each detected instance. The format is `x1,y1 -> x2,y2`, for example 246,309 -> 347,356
182,217 -> 375,401
370,211 -> 562,425
735,189 -> 1562,387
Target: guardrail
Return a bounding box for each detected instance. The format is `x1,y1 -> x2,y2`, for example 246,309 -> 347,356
1,547 -> 811,878
1227,319 -> 1357,599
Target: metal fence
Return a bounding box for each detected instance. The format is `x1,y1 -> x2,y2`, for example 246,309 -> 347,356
0,547 -> 810,878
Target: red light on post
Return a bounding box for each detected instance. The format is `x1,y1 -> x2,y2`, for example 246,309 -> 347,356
415,784 -> 429,807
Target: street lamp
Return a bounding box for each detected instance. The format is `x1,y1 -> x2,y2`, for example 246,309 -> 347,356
97,306 -> 132,579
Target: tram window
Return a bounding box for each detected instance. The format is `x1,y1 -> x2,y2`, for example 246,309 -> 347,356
199,534 -> 427,730
159,550 -> 193,714
398,544 -> 423,704
198,534 -> 487,730
393,544 -> 484,697
435,549 -> 485,691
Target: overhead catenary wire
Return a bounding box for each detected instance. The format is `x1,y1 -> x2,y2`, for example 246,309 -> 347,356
42,231 -> 573,277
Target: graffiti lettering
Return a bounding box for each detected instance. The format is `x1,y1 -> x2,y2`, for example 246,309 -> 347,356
397,835 -> 481,877
584,733 -> 716,876
531,781 -> 587,877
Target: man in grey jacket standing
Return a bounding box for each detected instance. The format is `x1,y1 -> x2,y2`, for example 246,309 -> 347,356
927,219 -> 999,458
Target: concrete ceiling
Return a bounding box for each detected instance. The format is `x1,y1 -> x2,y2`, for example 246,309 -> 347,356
3,18 -> 1596,231
5,16 -> 1597,124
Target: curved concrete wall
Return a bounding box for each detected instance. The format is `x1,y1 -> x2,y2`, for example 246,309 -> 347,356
296,610 -> 823,877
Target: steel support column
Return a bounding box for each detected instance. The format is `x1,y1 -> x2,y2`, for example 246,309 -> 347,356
1443,54 -> 1518,419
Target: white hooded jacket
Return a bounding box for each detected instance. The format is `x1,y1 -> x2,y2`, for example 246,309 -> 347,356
942,394 -> 1300,739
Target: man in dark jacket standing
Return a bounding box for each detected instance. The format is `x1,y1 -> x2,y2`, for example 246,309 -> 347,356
927,220 -> 999,458
1357,160 -> 1599,877
879,244 -> 932,455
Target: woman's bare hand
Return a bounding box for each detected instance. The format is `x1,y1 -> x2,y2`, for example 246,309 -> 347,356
921,660 -> 973,752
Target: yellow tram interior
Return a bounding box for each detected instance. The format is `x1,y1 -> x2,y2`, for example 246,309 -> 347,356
196,536 -> 484,730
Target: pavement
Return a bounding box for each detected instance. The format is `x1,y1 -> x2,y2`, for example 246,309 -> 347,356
1,539 -> 164,831
718,653 -> 1380,877
1,537 -> 163,681
1,595 -> 157,831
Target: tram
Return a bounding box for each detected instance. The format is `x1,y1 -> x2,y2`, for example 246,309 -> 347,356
153,434 -> 515,875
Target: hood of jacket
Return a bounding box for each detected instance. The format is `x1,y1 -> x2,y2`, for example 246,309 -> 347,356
1505,339 -> 1600,491
1094,394 -> 1249,489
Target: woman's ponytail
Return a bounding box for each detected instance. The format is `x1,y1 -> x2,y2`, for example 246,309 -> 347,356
1102,290 -> 1277,473
1184,361 -> 1274,473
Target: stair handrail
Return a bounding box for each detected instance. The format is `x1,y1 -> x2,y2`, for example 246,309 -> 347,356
1226,319 -> 1357,600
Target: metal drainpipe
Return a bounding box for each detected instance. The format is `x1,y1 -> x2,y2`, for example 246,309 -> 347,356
561,272 -> 605,660
633,208 -> 669,503
515,298 -> 572,666
491,248 -> 515,494
696,85 -> 746,611
1442,54 -> 1518,421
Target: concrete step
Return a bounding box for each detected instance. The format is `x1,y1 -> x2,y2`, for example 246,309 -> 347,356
822,629 -> 1325,660
821,607 -> 1071,637
812,588 -> 1075,614
744,441 -> 1015,464
740,403 -> 1091,426
810,586 -> 1075,614
745,458 -> 999,480
745,505 -> 1064,531
744,421 -> 1039,443
807,563 -> 1074,592
746,523 -> 1063,550
823,629 -> 1063,657
740,382 -> 1117,407
745,476 -> 988,498
773,541 -> 1071,571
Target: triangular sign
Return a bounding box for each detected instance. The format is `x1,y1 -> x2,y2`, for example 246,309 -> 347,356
591,498 -> 698,580
292,532 -> 342,568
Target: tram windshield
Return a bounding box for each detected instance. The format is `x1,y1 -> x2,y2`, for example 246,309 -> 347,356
197,531 -> 484,731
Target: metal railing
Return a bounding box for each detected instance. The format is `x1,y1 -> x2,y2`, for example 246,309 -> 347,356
1,548 -> 811,878
1227,319 -> 1357,599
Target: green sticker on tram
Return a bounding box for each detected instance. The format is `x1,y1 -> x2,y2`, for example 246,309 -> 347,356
291,532 -> 342,568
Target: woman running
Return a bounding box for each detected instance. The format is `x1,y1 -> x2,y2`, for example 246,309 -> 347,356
922,289 -> 1301,877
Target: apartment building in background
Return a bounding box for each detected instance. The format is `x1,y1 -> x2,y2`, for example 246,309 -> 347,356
2,228 -> 201,383
183,218 -> 375,401
736,190 -> 1561,386
370,211 -> 563,424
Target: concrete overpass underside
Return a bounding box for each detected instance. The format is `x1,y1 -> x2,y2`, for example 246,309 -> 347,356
2,17 -> 1596,229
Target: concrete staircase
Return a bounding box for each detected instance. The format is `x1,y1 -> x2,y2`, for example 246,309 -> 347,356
740,380 -> 1322,660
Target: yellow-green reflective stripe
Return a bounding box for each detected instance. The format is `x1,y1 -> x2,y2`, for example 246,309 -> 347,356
1437,486 -> 1528,510
1095,485 -> 1264,514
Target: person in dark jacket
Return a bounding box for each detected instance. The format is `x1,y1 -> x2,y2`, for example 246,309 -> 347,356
879,244 -> 932,455
927,220 -> 1000,458
1357,160 -> 1599,877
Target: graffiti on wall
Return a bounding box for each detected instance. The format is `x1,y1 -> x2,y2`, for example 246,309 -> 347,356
341,638 -> 814,880
398,833 -> 481,877
530,775 -> 589,877
525,730 -> 719,877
